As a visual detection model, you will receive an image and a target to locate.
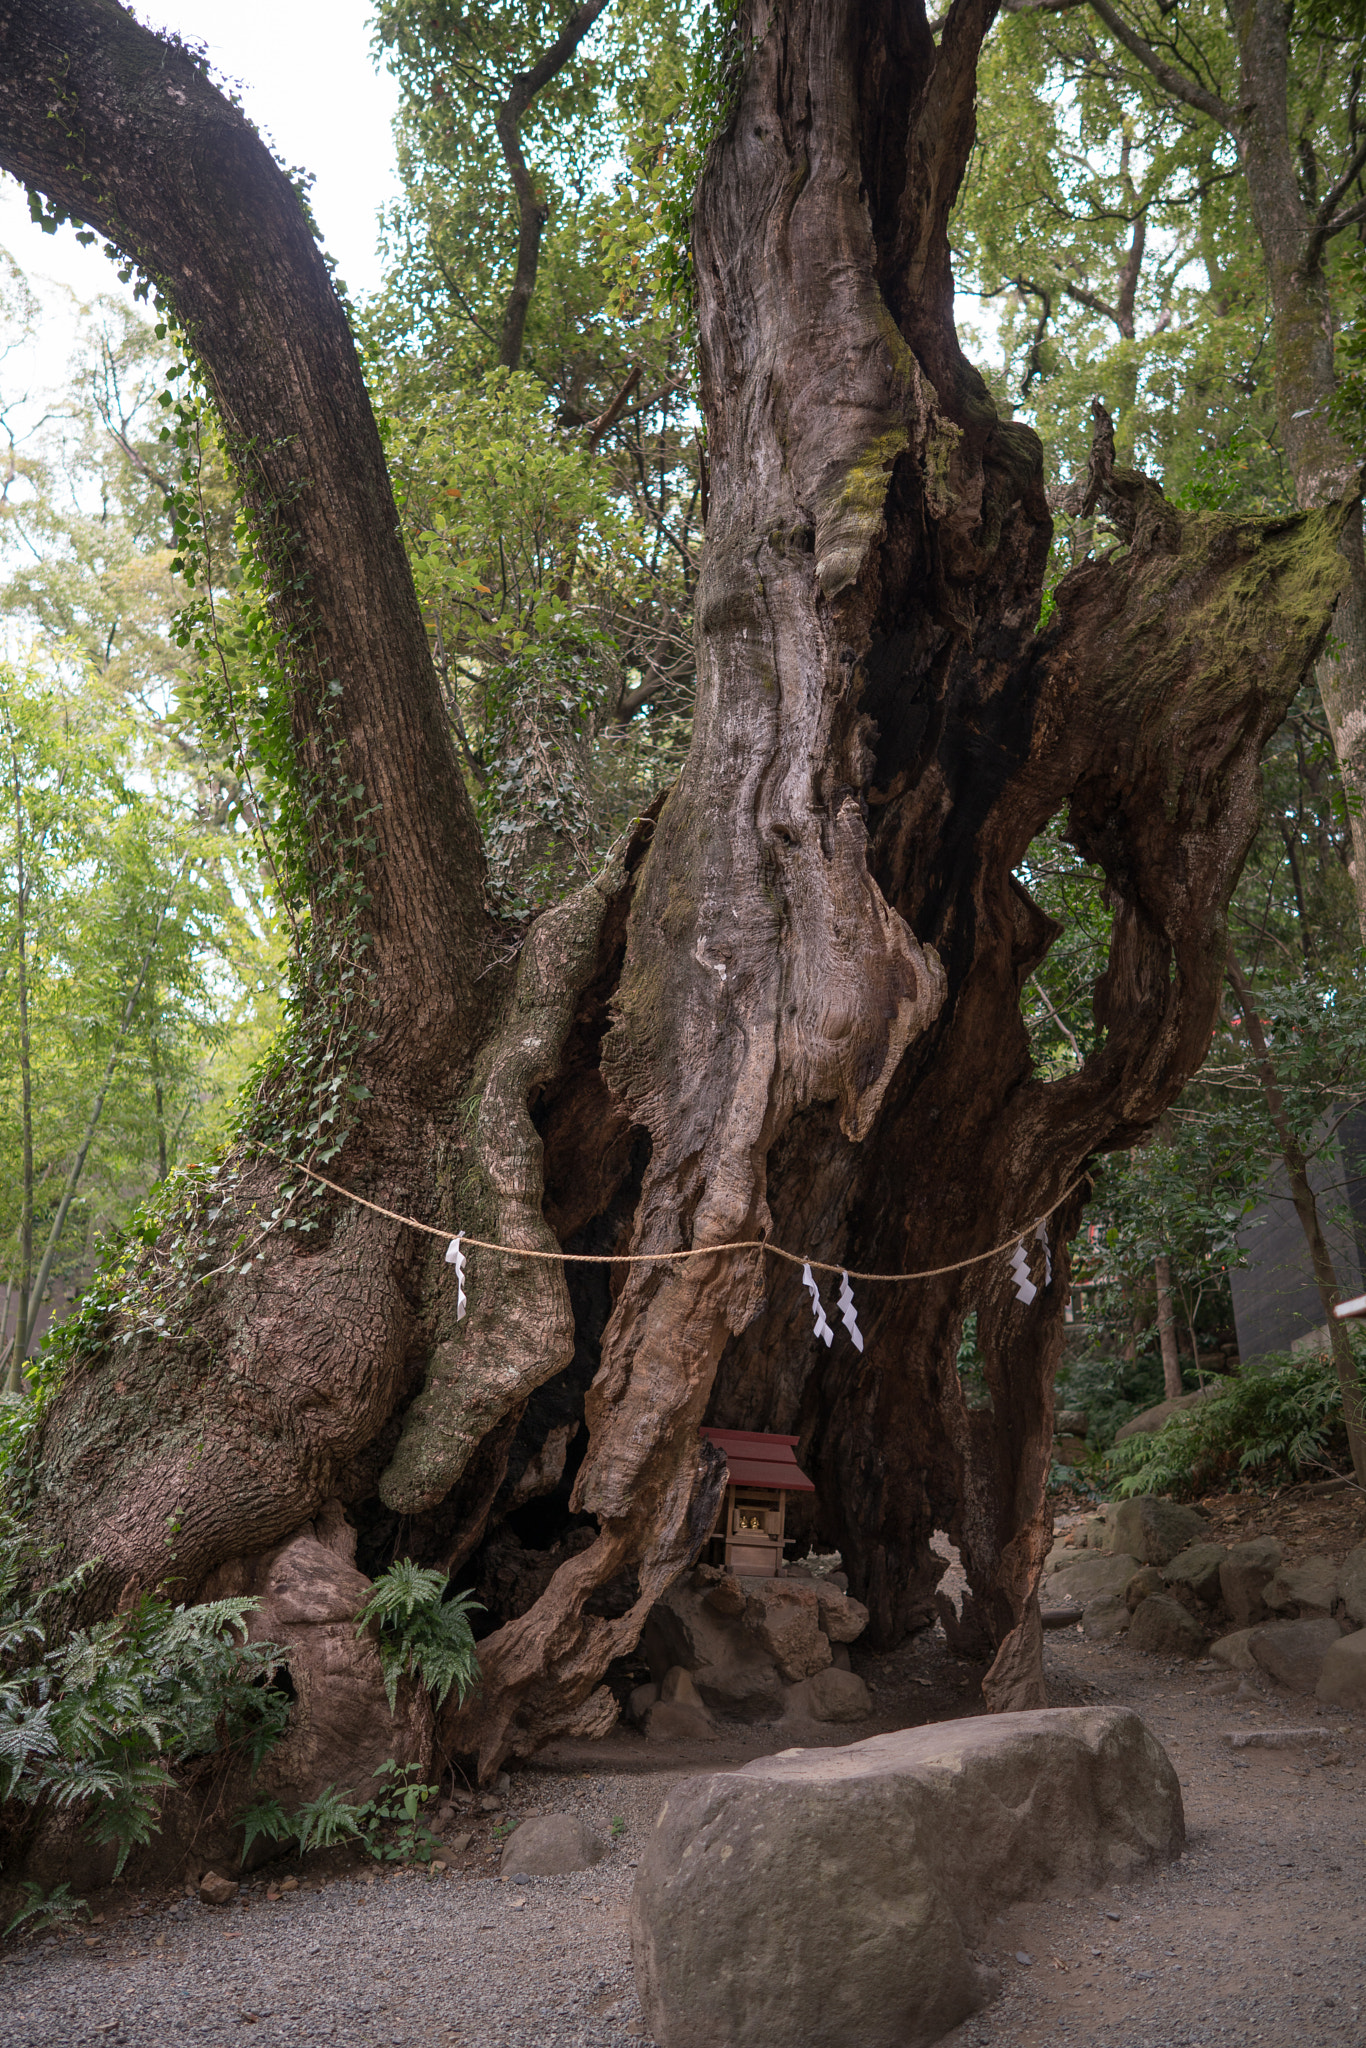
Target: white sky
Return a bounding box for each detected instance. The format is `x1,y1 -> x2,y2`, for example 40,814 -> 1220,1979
0,1 -> 399,413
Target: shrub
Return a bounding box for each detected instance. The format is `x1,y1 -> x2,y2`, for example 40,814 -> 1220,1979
0,1514 -> 288,1881
1102,1350 -> 1351,1499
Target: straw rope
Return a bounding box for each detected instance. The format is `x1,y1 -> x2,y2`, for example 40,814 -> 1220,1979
289,1164 -> 1091,1286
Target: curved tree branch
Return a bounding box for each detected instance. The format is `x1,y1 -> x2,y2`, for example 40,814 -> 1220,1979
496,0 -> 612,370
0,0 -> 489,1087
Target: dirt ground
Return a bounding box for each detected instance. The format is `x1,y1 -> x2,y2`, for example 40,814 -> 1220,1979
7,1485 -> 1366,2047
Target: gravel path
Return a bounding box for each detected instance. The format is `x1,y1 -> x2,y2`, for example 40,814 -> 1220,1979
9,1520 -> 1366,2048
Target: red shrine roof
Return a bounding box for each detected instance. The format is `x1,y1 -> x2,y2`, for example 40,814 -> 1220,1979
701,1427 -> 815,1492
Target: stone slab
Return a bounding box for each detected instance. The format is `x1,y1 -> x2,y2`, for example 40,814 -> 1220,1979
631,1708 -> 1184,2048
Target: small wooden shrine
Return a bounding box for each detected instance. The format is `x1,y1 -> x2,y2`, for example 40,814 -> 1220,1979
700,1427 -> 816,1577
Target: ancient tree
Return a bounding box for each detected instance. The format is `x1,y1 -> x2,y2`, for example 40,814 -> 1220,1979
0,0 -> 1347,1795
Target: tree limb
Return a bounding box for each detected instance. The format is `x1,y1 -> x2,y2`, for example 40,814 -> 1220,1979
496,0 -> 613,370
1083,0 -> 1240,131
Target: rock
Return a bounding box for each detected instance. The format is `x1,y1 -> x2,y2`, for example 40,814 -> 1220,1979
1113,1389 -> 1219,1443
500,1814 -> 604,1879
1339,1543 -> 1366,1626
1040,1602 -> 1083,1630
783,1667 -> 873,1723
644,1699 -> 718,1742
628,1682 -> 659,1723
698,1570 -> 747,1618
631,1708 -> 1183,2048
198,1871 -> 239,1906
1315,1627 -> 1366,1709
1249,1618 -> 1343,1694
1054,1436 -> 1089,1465
1265,1556 -> 1339,1616
1125,1566 -> 1166,1612
661,1667 -> 706,1707
1049,1553 -> 1143,1607
1084,1514 -> 1113,1550
1043,1539 -> 1075,1576
1082,1595 -> 1130,1641
1108,1497 -> 1209,1567
643,1571 -> 785,1719
816,1585 -> 870,1644
1163,1542 -> 1228,1607
1054,1409 -> 1088,1438
1219,1537 -> 1284,1627
1127,1596 -> 1206,1658
447,1830 -> 472,1856
1209,1627 -> 1259,1671
744,1580 -> 833,1682
830,1642 -> 852,1670
199,1522 -> 432,1828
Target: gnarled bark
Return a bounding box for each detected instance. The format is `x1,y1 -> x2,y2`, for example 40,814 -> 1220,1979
0,0 -> 1350,1829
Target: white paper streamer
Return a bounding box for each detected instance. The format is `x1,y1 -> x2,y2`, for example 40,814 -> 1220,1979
1009,1241 -> 1037,1306
837,1271 -> 864,1352
1035,1220 -> 1052,1289
445,1233 -> 467,1321
801,1263 -> 834,1346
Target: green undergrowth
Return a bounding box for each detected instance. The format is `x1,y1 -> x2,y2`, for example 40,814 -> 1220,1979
1101,1347 -> 1357,1499
357,1560 -> 482,1713
0,1514 -> 290,1915
239,1761 -> 443,1870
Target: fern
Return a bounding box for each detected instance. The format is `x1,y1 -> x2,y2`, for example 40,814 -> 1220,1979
292,1784 -> 363,1855
0,1511 -> 291,1884
237,1796 -> 294,1864
1104,1350 -> 1352,1499
357,1561 -> 482,1712
3,1881 -> 90,1939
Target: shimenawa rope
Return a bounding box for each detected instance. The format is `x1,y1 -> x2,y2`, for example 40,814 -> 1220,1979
289,1164 -> 1090,1286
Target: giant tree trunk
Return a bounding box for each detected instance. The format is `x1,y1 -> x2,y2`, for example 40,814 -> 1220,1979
0,0 -> 1349,1813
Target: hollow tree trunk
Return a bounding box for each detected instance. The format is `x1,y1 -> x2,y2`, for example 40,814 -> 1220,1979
0,0 -> 1350,1808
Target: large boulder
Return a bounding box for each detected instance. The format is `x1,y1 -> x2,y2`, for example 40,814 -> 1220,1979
631,1708 -> 1183,2048
1108,1496 -> 1209,1567
643,1566 -> 868,1722
1049,1552 -> 1143,1607
1209,1627 -> 1259,1671
1316,1628 -> 1366,1710
1127,1595 -> 1206,1659
1082,1594 -> 1131,1641
1124,1565 -> 1166,1611
1249,1618 -> 1343,1695
745,1579 -> 833,1682
1219,1537 -> 1284,1628
1163,1542 -> 1228,1607
1265,1556 -> 1339,1617
783,1666 -> 874,1723
1113,1388 -> 1219,1443
1338,1543 -> 1366,1626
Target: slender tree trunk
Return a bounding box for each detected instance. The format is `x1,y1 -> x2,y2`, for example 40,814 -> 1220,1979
1155,1254 -> 1182,1400
24,870 -> 189,1341
10,748 -> 32,1376
0,0 -> 1350,1820
151,1031 -> 167,1183
1225,947 -> 1366,1485
1083,0 -> 1366,936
